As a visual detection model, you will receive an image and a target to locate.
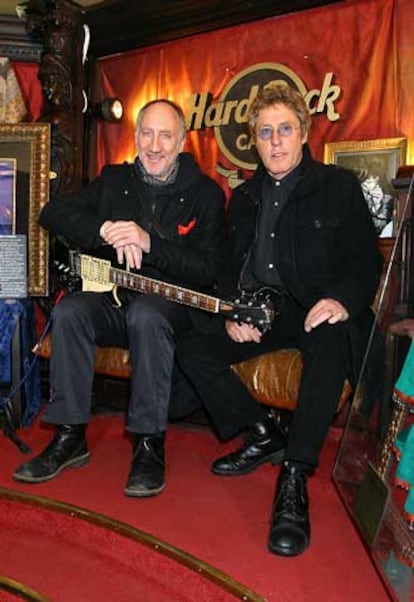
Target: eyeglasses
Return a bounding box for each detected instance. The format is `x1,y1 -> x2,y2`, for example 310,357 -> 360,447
256,124 -> 300,140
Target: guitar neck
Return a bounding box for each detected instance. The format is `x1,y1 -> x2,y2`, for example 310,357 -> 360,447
112,266 -> 225,313
76,252 -> 232,315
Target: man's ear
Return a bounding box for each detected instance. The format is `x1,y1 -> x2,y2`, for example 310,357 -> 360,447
301,131 -> 308,144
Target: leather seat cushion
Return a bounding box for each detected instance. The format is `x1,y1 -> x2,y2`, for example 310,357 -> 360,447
36,335 -> 351,412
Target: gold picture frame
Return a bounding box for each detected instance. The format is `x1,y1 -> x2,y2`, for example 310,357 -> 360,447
0,123 -> 50,296
324,137 -> 408,237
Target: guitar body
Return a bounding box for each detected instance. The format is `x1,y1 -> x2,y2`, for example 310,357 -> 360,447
82,279 -> 114,293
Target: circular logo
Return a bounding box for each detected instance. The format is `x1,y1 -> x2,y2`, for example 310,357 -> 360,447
214,62 -> 307,170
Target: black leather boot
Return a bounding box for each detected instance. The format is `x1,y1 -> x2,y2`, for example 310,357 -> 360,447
268,461 -> 310,557
211,414 -> 286,476
124,433 -> 166,498
13,424 -> 89,484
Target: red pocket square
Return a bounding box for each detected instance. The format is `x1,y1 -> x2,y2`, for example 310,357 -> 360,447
178,218 -> 196,235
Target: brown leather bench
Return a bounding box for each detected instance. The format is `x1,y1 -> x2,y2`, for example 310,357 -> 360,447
36,239 -> 393,415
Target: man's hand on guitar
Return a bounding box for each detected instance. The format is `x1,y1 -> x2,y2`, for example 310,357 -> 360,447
225,320 -> 262,344
100,220 -> 150,269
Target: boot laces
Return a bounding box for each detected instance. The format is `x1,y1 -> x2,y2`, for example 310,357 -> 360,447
133,436 -> 164,465
278,473 -> 305,514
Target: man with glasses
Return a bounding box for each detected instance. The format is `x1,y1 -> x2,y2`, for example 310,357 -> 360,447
177,84 -> 382,556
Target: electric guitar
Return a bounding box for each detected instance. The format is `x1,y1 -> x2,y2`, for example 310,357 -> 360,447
55,250 -> 279,332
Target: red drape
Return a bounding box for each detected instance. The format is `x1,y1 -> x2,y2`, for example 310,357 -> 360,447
94,0 -> 412,197
12,62 -> 43,122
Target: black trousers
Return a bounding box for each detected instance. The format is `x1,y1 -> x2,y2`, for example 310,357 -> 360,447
176,296 -> 350,467
43,291 -> 195,434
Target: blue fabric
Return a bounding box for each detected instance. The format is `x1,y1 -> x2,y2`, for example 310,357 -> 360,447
395,424 -> 414,487
404,484 -> 414,518
0,301 -> 23,383
0,299 -> 41,426
394,340 -> 414,399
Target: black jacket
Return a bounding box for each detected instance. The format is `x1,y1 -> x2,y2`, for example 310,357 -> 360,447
219,146 -> 384,384
39,153 -> 226,292
220,145 -> 383,319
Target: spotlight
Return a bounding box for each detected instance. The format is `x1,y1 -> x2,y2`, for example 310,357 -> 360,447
91,97 -> 123,122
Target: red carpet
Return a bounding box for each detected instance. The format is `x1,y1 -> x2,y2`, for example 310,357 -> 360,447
0,413 -> 390,601
0,494 -> 242,601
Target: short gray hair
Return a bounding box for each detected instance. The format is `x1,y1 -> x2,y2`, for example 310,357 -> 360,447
135,99 -> 186,142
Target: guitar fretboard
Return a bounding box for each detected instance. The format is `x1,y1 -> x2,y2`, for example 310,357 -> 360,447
110,266 -> 221,313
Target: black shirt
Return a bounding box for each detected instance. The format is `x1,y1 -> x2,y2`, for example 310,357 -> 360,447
249,163 -> 302,289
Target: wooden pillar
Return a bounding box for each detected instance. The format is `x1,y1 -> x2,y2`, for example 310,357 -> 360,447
25,0 -> 86,196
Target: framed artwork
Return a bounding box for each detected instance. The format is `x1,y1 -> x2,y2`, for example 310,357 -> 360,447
324,138 -> 408,238
0,158 -> 17,235
0,123 -> 51,296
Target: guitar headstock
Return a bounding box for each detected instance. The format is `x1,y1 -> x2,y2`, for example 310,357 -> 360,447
222,287 -> 285,332
53,249 -> 82,294
223,295 -> 275,332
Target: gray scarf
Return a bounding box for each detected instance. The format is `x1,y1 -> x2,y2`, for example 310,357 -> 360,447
135,156 -> 179,187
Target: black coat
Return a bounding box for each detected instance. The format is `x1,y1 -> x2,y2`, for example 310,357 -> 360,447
221,146 -> 383,318
219,145 -> 384,384
39,153 -> 226,292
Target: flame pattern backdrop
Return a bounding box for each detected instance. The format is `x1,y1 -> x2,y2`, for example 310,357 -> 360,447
94,0 -> 414,198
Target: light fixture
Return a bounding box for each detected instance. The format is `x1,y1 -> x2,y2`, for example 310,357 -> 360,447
91,97 -> 123,122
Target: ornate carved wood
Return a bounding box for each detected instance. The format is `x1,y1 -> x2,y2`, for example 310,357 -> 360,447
25,0 -> 85,196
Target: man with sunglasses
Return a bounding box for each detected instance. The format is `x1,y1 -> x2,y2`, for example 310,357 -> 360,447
177,84 -> 382,556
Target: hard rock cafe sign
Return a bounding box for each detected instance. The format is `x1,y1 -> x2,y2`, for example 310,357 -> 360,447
185,62 -> 341,186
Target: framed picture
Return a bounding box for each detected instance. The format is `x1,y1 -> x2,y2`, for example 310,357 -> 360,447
0,123 -> 51,296
0,158 -> 17,235
324,137 -> 408,238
